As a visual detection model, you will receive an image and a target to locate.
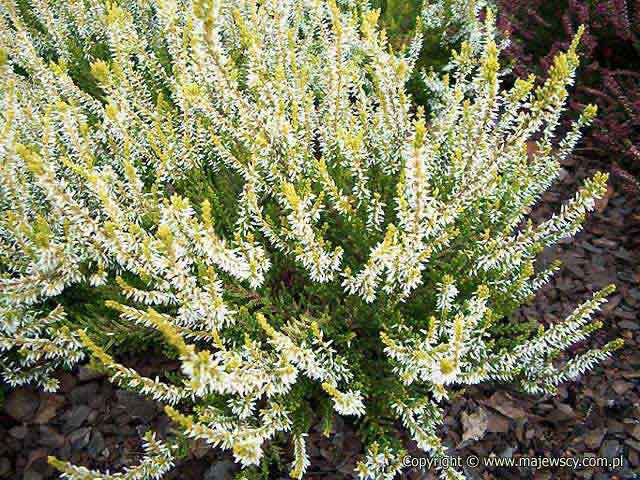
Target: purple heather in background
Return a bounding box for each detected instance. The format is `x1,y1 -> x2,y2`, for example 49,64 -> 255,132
497,0 -> 640,191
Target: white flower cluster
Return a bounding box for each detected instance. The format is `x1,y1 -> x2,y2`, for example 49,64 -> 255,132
49,432 -> 174,480
0,0 -> 621,479
356,443 -> 406,480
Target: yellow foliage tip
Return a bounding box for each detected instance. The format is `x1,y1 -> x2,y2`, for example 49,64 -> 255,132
583,104 -> 598,119
321,382 -> 340,398
164,405 -> 194,430
439,357 -> 455,376
602,283 -> 616,296
146,309 -> 189,355
47,456 -> 69,472
606,339 -> 625,351
281,182 -> 300,209
201,199 -> 214,228
76,329 -> 113,365
571,25 -> 586,53
379,331 -> 394,348
256,313 -> 276,338
310,321 -> 322,339
16,144 -> 45,176
90,59 -> 110,84
76,329 -> 97,351
115,276 -> 131,290
588,320 -> 603,332
104,299 -> 126,312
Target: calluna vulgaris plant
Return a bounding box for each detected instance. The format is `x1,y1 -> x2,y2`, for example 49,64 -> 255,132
0,0 -> 623,479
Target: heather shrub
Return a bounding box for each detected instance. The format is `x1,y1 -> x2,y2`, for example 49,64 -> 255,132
0,1 -> 622,479
497,0 -> 640,187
